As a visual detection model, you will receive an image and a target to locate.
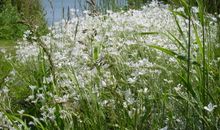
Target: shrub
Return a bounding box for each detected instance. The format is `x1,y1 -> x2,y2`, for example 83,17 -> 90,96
0,3 -> 27,40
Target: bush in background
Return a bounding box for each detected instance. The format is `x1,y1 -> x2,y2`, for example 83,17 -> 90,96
0,3 -> 27,40
0,0 -> 47,41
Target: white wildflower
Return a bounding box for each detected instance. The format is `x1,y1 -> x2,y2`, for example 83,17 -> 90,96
159,126 -> 168,130
174,84 -> 183,92
28,121 -> 35,126
0,48 -> 6,53
192,7 -> 199,13
23,30 -> 32,38
176,7 -> 184,12
17,110 -> 25,114
125,40 -> 136,45
124,89 -> 135,105
204,102 -> 217,112
9,69 -> 16,76
127,77 -> 137,84
26,95 -> 35,101
0,112 -> 3,118
54,95 -> 69,103
143,88 -> 148,93
29,85 -> 37,91
2,87 -> 9,94
101,80 -> 107,87
163,79 -> 173,84
36,93 -> 45,100
48,107 -> 56,114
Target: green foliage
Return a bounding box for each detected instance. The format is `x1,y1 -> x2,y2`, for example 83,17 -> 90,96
0,51 -> 11,87
0,4 -> 27,40
15,0 -> 48,35
127,0 -> 151,9
0,0 -> 48,41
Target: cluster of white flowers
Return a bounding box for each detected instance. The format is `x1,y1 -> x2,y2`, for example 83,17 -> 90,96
0,112 -> 16,130
40,106 -> 56,121
8,1 -> 219,128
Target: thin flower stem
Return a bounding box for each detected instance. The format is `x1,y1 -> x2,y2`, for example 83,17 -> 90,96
202,0 -> 207,129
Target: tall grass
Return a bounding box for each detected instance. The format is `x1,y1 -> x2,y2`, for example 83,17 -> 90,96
166,0 -> 219,129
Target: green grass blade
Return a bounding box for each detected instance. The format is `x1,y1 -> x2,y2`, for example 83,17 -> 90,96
146,44 -> 200,66
178,74 -> 197,99
22,114 -> 46,130
165,31 -> 186,51
5,113 -> 29,130
171,13 -> 187,44
139,32 -> 159,35
192,22 -> 203,58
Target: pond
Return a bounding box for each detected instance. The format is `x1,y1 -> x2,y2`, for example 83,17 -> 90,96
41,0 -> 128,25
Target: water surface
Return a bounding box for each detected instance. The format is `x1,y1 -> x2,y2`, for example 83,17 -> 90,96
41,0 -> 127,25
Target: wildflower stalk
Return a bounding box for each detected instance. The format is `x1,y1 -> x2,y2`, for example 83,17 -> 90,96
37,38 -> 57,86
48,0 -> 55,25
18,19 -> 57,87
201,0 -> 207,129
187,0 -> 191,93
187,0 -> 191,128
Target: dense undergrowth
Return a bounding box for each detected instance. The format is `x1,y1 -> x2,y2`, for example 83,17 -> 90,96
0,3 -> 27,40
0,0 -> 47,41
0,1 -> 220,130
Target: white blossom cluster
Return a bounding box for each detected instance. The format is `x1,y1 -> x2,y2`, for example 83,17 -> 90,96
0,112 -> 16,130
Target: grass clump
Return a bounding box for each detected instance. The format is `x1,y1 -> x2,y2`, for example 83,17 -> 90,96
0,1 -> 219,129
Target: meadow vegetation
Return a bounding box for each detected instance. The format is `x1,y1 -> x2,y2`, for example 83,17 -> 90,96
0,0 -> 220,129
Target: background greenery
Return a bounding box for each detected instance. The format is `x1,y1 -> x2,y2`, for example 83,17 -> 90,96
0,0 -> 47,42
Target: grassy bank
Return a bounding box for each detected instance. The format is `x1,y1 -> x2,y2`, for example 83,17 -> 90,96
0,40 -> 14,47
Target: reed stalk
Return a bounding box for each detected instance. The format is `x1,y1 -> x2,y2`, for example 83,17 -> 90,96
186,0 -> 191,128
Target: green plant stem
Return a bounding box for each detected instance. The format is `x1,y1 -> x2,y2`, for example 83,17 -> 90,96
202,0 -> 207,129
187,0 -> 191,128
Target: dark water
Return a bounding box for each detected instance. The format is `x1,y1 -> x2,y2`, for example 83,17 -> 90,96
41,0 -> 127,25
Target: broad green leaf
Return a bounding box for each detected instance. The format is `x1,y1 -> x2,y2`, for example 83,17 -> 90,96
178,74 -> 197,99
192,21 -> 203,58
172,13 -> 187,44
93,46 -> 99,61
171,10 -> 188,19
147,45 -> 177,56
146,44 -> 200,66
196,0 -> 205,25
179,0 -> 190,15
